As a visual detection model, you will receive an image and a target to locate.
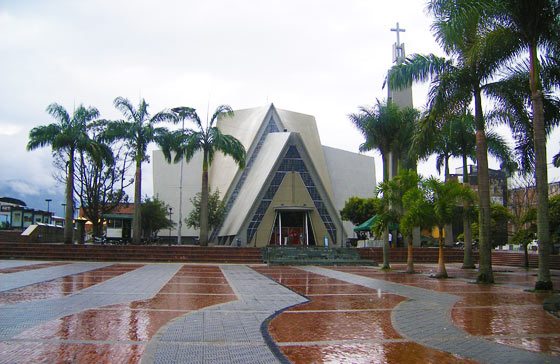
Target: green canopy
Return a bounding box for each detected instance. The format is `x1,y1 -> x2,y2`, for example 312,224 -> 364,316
103,214 -> 134,220
353,215 -> 399,232
353,216 -> 377,232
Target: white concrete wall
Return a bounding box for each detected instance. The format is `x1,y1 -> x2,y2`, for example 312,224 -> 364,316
152,149 -> 203,238
322,146 -> 376,239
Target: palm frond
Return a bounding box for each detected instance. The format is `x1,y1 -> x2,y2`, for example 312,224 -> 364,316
210,105 -> 234,128
46,103 -> 70,125
113,97 -> 138,123
27,124 -> 62,151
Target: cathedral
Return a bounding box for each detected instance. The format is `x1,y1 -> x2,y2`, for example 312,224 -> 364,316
153,104 -> 375,247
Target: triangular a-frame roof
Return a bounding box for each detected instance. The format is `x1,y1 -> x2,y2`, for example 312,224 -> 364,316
217,131 -> 342,243
209,104 -> 334,208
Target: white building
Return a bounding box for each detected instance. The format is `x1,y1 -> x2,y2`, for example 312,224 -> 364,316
153,104 -> 375,247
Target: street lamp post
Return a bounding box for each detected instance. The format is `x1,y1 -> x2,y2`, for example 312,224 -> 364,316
61,204 -> 66,227
168,207 -> 173,246
45,198 -> 52,224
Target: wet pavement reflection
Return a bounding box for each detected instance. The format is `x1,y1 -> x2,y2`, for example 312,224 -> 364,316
0,261 -> 558,363
0,263 -> 237,363
280,342 -> 480,364
0,264 -> 141,305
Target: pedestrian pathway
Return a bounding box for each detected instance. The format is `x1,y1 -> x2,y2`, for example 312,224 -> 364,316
142,265 -> 308,364
0,262 -> 113,292
301,266 -> 559,364
0,264 -> 180,340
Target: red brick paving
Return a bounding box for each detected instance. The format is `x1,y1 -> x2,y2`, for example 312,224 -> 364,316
1,262 -> 559,363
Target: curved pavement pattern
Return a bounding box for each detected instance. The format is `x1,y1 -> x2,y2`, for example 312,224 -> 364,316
301,266 -> 560,364
0,263 -> 180,340
142,265 -> 308,364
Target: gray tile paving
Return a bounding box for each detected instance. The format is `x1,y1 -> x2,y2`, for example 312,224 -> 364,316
0,260 -> 49,270
301,266 -> 560,364
143,265 -> 308,364
0,261 -> 113,292
0,263 -> 180,340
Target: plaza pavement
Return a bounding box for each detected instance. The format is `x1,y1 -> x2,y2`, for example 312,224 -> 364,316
0,260 -> 558,363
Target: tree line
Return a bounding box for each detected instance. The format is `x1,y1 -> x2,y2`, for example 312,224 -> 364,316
27,97 -> 245,246
349,0 -> 559,290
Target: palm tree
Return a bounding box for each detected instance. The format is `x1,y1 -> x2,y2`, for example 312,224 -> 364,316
484,0 -> 560,289
376,169 -> 423,274
349,101 -> 419,268
414,109 -> 516,268
423,178 -> 475,278
388,0 -> 517,283
103,97 -> 175,245
168,105 -> 246,246
27,104 -> 101,244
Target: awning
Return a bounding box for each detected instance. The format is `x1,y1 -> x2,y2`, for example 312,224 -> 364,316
353,215 -> 399,232
103,214 -> 134,220
354,216 -> 377,232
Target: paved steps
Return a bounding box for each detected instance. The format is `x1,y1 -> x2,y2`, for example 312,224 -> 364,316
0,231 -> 24,243
263,246 -> 378,266
357,247 -> 473,263
0,243 -> 263,263
357,247 -> 560,270
492,251 -> 560,270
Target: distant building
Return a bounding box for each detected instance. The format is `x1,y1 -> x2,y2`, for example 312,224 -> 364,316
450,165 -> 508,206
153,104 -> 376,246
0,197 -> 53,230
508,181 -> 560,238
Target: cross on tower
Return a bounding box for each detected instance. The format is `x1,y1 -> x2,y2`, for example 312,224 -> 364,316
390,22 -> 406,64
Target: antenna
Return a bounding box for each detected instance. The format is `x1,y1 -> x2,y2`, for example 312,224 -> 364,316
206,93 -> 210,128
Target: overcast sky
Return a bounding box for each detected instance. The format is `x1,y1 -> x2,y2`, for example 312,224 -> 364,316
1,0 -> 559,216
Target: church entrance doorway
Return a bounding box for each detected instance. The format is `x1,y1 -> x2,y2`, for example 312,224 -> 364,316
269,209 -> 316,246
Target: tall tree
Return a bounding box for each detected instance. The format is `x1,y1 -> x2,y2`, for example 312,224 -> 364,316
74,125 -> 133,239
484,9 -> 560,287
27,103 -> 101,243
349,101 -> 419,268
103,97 -> 174,244
388,0 -> 517,283
167,106 -> 246,246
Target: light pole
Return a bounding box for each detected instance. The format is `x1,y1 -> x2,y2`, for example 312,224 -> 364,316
172,107 -> 192,246
45,199 -> 52,213
168,207 -> 173,245
61,204 -> 66,227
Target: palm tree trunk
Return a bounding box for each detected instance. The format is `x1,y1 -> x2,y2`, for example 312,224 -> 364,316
462,154 -> 475,269
64,148 -> 75,244
436,229 -> 448,278
474,87 -> 494,284
406,234 -> 414,274
199,151 -> 209,246
381,151 -> 390,269
444,156 -> 453,246
382,229 -> 390,269
132,160 -> 142,245
390,152 -> 398,180
529,44 -> 553,290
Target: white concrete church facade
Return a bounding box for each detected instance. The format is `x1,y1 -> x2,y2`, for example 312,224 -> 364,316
153,104 -> 375,247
